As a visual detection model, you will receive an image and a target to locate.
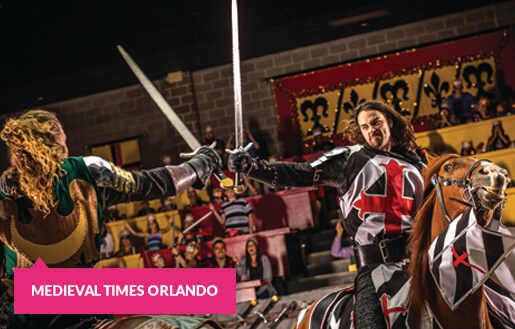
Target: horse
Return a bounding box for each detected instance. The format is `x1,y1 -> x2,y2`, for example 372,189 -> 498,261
296,154 -> 512,329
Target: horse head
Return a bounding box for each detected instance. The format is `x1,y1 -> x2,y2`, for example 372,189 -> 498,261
409,154 -> 510,328
430,155 -> 508,228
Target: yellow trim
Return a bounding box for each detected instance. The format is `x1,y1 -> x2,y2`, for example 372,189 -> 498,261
10,201 -> 88,265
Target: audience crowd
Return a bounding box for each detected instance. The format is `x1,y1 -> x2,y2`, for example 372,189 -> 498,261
98,97 -> 514,297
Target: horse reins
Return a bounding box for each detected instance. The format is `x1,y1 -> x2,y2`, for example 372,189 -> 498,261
431,159 -> 491,223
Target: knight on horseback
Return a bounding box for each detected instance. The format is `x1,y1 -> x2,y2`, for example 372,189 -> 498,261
0,109 -> 223,328
229,100 -> 425,328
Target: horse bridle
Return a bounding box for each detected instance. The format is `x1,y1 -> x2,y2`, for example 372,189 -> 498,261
431,159 -> 491,223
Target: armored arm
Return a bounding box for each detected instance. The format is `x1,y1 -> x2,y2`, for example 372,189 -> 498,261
228,147 -> 350,192
85,146 -> 221,207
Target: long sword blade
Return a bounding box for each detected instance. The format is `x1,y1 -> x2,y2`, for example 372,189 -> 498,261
182,211 -> 212,234
117,45 -> 200,150
231,0 -> 243,149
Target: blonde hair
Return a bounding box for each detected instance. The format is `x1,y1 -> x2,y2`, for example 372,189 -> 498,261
1,110 -> 66,215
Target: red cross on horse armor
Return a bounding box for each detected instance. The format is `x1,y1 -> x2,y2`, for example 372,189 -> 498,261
353,159 -> 415,236
451,246 -> 485,274
380,293 -> 407,329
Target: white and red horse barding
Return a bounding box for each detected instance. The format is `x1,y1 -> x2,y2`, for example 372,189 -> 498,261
297,155 -> 514,329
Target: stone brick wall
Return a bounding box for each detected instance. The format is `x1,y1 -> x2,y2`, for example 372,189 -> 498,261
46,73 -> 198,167
188,1 -> 515,159
3,1 -> 513,169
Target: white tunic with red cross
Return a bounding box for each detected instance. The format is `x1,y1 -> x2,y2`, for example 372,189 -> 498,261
336,145 -> 424,246
317,145 -> 424,329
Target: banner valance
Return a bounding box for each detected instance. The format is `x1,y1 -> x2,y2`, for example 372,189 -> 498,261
272,29 -> 515,156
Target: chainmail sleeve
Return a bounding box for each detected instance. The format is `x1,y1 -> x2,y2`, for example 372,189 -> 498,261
83,156 -> 198,207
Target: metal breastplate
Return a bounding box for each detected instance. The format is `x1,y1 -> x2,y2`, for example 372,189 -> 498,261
0,179 -> 100,268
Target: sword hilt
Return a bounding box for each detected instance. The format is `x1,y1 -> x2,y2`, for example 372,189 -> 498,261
213,167 -> 234,190
180,142 -> 233,190
227,143 -> 254,194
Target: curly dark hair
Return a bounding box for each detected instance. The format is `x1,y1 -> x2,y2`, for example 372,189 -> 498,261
344,100 -> 416,154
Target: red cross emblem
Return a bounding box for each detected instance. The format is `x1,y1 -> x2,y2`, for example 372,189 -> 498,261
451,246 -> 485,274
380,293 -> 407,329
353,159 -> 415,236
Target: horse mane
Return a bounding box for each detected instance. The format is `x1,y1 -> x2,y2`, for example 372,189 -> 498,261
408,153 -> 460,326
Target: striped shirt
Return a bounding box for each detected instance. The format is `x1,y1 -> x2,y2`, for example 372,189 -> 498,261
147,232 -> 162,251
220,198 -> 253,234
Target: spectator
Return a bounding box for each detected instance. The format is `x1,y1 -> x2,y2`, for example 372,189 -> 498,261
486,121 -> 511,152
211,187 -> 225,203
331,221 -> 354,260
105,204 -> 123,222
495,101 -> 511,117
186,187 -> 205,208
158,198 -> 176,213
203,238 -> 237,268
435,106 -> 454,129
136,200 -> 156,217
172,241 -> 199,268
236,238 -> 277,299
124,214 -> 174,250
203,125 -> 225,153
226,130 -> 260,158
209,188 -> 255,236
475,97 -> 491,120
176,211 -> 203,245
312,127 -> 335,153
99,223 -> 114,259
460,140 -> 477,156
445,79 -> 476,124
161,154 -> 174,166
151,252 -> 167,268
115,231 -> 137,257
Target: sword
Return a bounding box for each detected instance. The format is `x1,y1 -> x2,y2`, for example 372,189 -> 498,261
228,0 -> 248,194
117,45 -> 233,189
182,211 -> 211,234
235,298 -> 258,327
250,295 -> 279,329
268,301 -> 297,329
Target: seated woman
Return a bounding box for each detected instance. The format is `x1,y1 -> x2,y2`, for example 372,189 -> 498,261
124,214 -> 173,251
486,120 -> 511,152
115,231 -> 137,257
236,238 -> 277,299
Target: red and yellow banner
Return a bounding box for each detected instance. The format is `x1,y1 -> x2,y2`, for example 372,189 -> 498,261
90,137 -> 142,171
272,30 -> 515,156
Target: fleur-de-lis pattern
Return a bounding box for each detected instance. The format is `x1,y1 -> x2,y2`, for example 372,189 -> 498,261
299,97 -> 331,136
379,80 -> 411,116
292,57 -> 500,143
423,72 -> 450,110
273,30 -> 509,156
461,62 -> 495,99
343,89 -> 366,114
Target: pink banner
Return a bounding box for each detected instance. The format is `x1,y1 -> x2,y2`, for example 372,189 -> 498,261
14,259 -> 236,314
